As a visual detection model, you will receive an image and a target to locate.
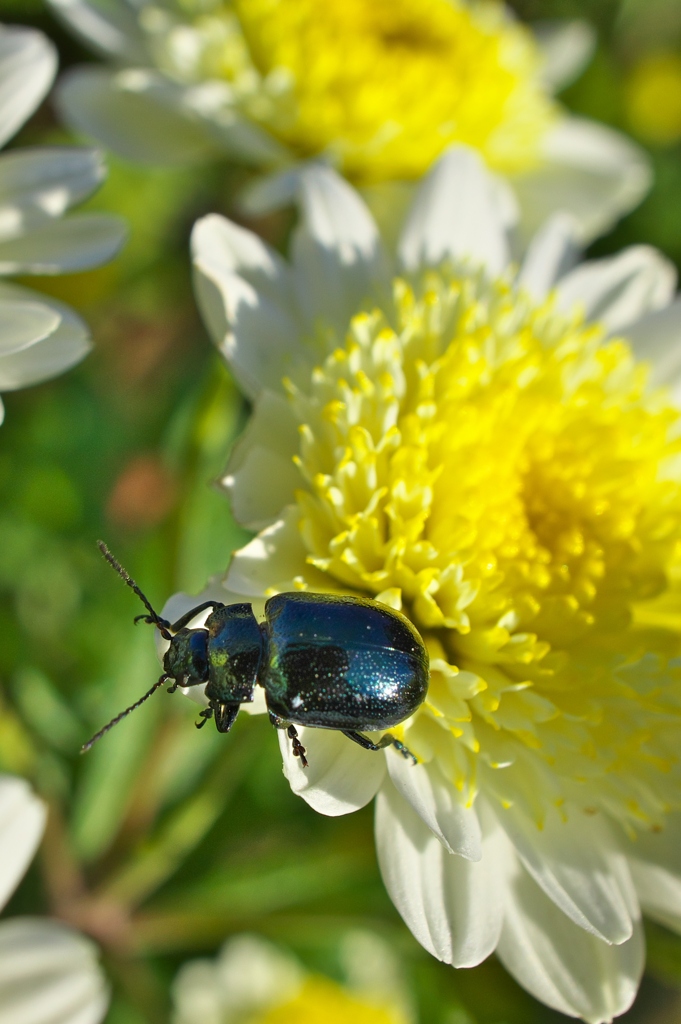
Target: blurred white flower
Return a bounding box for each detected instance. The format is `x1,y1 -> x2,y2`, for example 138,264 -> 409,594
168,146 -> 681,1022
172,931 -> 412,1024
0,24 -> 126,425
48,0 -> 648,244
0,774 -> 109,1024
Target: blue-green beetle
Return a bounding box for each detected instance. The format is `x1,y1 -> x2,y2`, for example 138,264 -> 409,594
84,543 -> 429,766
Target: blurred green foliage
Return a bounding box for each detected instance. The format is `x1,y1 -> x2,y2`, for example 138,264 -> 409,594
0,1 -> 680,1023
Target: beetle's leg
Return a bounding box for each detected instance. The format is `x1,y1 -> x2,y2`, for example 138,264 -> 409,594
342,730 -> 417,765
286,724 -> 309,768
214,703 -> 240,734
196,707 -> 213,730
167,601 -> 225,633
267,712 -> 309,768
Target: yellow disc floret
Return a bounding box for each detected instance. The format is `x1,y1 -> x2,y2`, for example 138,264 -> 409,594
285,267 -> 681,832
146,0 -> 556,181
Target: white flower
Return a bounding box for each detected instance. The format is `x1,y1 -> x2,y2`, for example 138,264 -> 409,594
0,774 -> 109,1024
171,146 -> 681,1022
0,24 -> 126,424
171,931 -> 412,1024
48,0 -> 648,244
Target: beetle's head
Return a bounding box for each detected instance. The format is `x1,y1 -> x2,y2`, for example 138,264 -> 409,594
163,628 -> 209,685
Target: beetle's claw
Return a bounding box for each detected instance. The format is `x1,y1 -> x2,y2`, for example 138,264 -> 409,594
287,724 -> 309,768
392,738 -> 417,764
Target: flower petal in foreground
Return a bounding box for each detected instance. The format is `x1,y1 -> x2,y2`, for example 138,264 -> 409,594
0,776 -> 45,912
185,146 -> 681,1021
0,775 -> 109,1024
0,919 -> 109,1024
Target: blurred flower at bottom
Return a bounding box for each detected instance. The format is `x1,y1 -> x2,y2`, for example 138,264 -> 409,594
0,774 -> 108,1024
171,931 -> 414,1024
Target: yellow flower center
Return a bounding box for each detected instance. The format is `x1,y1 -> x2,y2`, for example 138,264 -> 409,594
626,51 -> 681,146
248,976 -> 407,1024
286,268 -> 681,832
149,0 -> 556,181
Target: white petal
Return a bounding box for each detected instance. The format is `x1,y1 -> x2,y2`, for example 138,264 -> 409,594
375,780 -> 504,967
624,297 -> 681,403
518,212 -> 580,301
0,918 -> 108,1024
182,83 -> 290,166
56,67 -> 217,165
191,214 -> 303,398
398,146 -> 510,277
192,213 -> 294,286
535,20 -> 596,93
497,803 -> 638,944
0,28 -> 56,149
171,960 -> 225,1024
0,149 -> 108,234
497,861 -> 644,1023
0,301 -> 60,357
280,727 -> 386,816
512,117 -> 651,245
291,164 -> 389,335
223,389 -> 300,530
0,776 -> 46,912
46,0 -> 146,60
628,857 -> 681,934
226,507 -> 308,596
225,447 -> 299,533
0,283 -> 90,391
556,245 -> 676,333
385,753 -> 481,861
0,213 -> 126,275
626,813 -> 681,933
239,165 -> 313,217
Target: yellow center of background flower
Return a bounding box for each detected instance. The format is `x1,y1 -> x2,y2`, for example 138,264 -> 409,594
155,0 -> 556,181
285,268 -> 681,831
625,51 -> 681,146
249,976 -> 408,1024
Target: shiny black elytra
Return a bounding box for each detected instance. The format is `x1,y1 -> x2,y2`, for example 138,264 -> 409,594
84,543 -> 429,767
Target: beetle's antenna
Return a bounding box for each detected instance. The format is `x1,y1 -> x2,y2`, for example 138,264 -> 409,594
81,674 -> 169,752
97,541 -> 172,640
